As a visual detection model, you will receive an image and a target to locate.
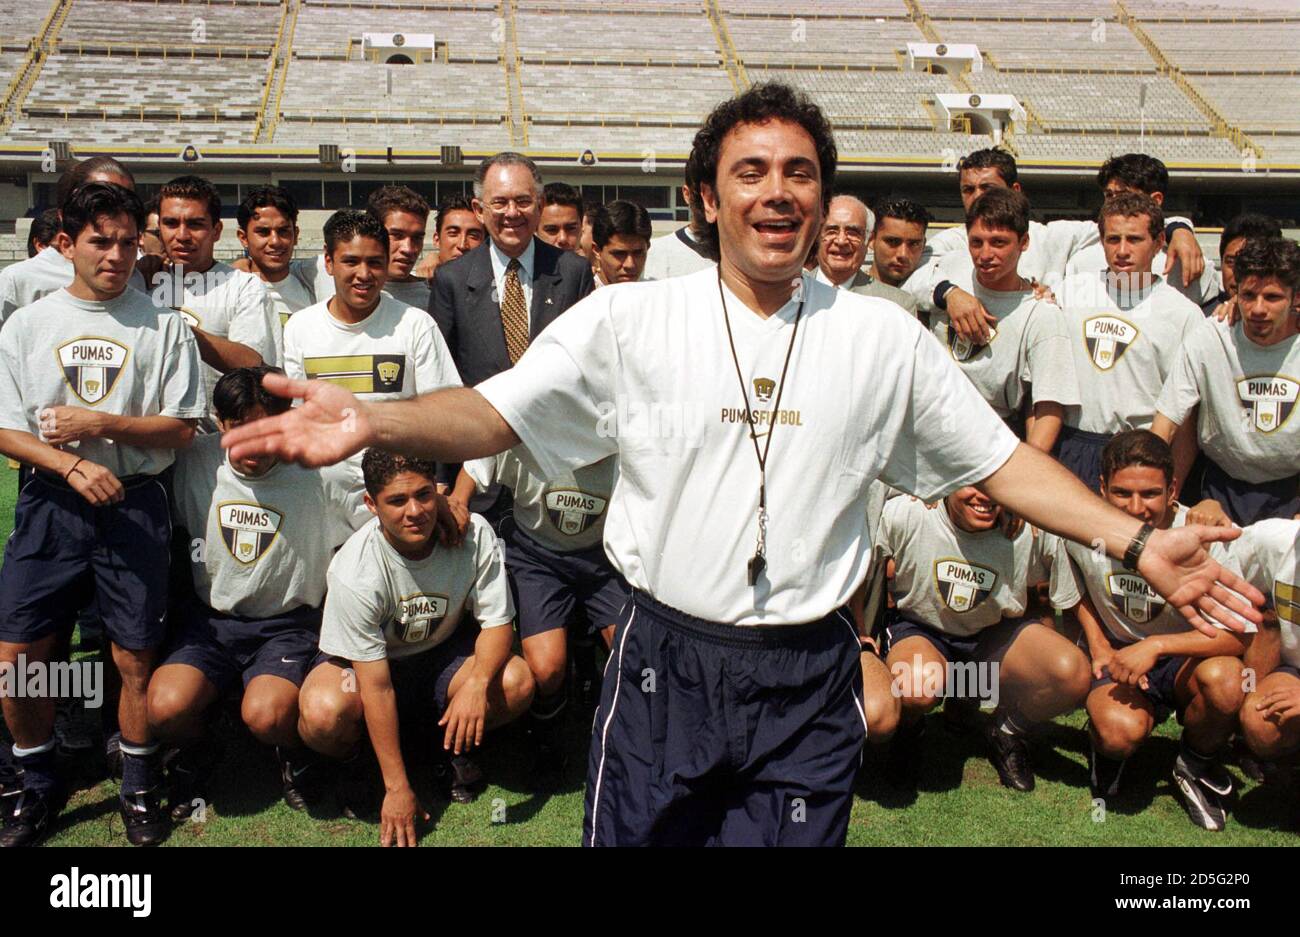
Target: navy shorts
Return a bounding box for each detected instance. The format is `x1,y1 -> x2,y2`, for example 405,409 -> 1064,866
1090,651 -> 1191,721
1053,425 -> 1110,494
884,615 -> 1034,670
504,522 -> 631,640
388,623 -> 480,720
0,473 -> 171,650
1272,664 -> 1300,681
583,590 -> 866,847
163,600 -> 323,692
1201,457 -> 1300,527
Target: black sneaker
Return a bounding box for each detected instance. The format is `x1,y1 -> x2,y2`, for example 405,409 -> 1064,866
276,747 -> 318,812
986,723 -> 1035,792
120,787 -> 170,846
1172,753 -> 1229,832
886,717 -> 925,787
0,786 -> 63,848
339,751 -> 379,821
164,738 -> 222,822
104,731 -> 123,782
435,752 -> 486,804
0,755 -> 18,800
942,697 -> 981,734
1089,742 -> 1127,799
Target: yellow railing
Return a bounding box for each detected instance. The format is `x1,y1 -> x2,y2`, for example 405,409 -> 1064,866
263,0 -> 299,141
50,39 -> 273,58
251,0 -> 288,141
279,109 -> 505,126
32,0 -> 61,48
0,43 -> 38,116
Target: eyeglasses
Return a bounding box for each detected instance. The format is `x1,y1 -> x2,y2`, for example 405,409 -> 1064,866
821,226 -> 865,243
484,196 -> 535,214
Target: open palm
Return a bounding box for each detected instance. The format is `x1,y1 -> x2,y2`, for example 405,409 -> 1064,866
223,373 -> 374,468
1138,524 -> 1264,636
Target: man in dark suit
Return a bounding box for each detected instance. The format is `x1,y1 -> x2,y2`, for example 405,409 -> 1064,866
429,152 -> 594,388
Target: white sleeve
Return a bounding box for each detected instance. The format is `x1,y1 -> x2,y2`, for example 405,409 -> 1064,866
462,453 -> 498,493
227,276 -> 279,365
476,297 -> 619,480
1154,329 -> 1203,426
468,519 -> 515,628
318,561 -> 390,662
158,314 -> 208,419
0,319 -> 27,432
282,316 -> 305,382
1024,302 -> 1081,408
1045,535 -> 1083,611
1052,219 -> 1101,260
0,267 -> 17,328
410,311 -> 463,392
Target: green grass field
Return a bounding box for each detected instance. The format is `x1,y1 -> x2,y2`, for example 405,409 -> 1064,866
1,463 -> 1295,846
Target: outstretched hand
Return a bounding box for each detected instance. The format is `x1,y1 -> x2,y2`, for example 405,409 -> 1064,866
1137,524 -> 1264,636
222,372 -> 374,467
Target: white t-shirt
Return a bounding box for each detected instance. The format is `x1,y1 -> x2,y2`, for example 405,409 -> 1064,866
876,496 -> 1063,636
171,434 -> 359,618
928,266 -> 1080,419
319,514 -> 515,662
265,270 -> 316,331
1226,518 -> 1300,670
1058,272 -> 1203,433
0,247 -> 147,326
1155,317 -> 1300,483
643,227 -> 715,281
465,445 -> 618,553
1048,505 -> 1249,645
477,268 -> 1020,625
0,287 -> 205,477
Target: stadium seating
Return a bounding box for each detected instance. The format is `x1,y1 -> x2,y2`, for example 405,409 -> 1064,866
929,18 -> 1151,70
59,0 -> 282,51
514,10 -> 718,64
915,0 -> 1116,15
0,1 -> 59,42
280,60 -> 504,119
520,64 -> 733,120
720,1 -> 906,14
726,17 -> 923,67
7,114 -> 254,146
293,2 -> 497,58
1013,130 -> 1242,162
272,117 -> 511,149
26,53 -> 266,115
967,71 -> 1204,131
747,67 -> 951,129
1140,21 -> 1300,70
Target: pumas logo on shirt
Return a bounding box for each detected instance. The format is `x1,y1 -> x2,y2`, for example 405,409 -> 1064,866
934,559 -> 997,612
1275,580 -> 1300,627
545,488 -> 609,536
218,501 -> 283,565
1083,315 -> 1139,371
1236,375 -> 1299,434
394,592 -> 448,643
752,377 -> 776,403
304,354 -> 406,394
57,337 -> 130,406
1106,572 -> 1165,624
947,325 -> 997,363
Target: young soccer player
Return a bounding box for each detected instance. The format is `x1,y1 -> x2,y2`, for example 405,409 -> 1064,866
368,185 -> 434,311
0,183 -> 205,846
1152,237 -> 1300,525
1054,193 -> 1203,492
879,488 -> 1090,790
283,210 -> 461,519
148,366 -> 361,819
866,197 -> 930,292
1049,430 -> 1250,831
538,182 -> 584,253
236,186 -> 315,333
1213,213 -> 1283,308
928,188 -> 1080,451
299,451 -> 534,846
589,200 -> 652,286
454,443 -> 625,779
414,194 -> 486,282
152,175 -> 279,418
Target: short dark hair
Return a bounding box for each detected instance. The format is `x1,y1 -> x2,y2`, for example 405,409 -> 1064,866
957,148 -> 1018,187
213,365 -> 290,423
1220,212 -> 1282,257
965,187 -> 1030,237
27,207 -> 61,257
362,448 -> 439,497
1233,237 -> 1300,294
1097,191 -> 1164,239
592,200 -> 652,250
542,181 -> 582,213
56,156 -> 134,209
685,81 -> 837,263
1102,429 -> 1174,487
435,194 -> 478,235
367,185 -> 430,226
323,209 -> 388,256
144,195 -> 160,217
1097,153 -> 1169,196
473,152 -> 542,200
60,182 -> 145,241
159,175 -> 221,225
873,196 -> 931,232
238,185 -> 298,230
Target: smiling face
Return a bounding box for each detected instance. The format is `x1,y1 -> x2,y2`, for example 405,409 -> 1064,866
381,209 -> 427,281
238,205 -> 298,279
539,203 -> 582,252
159,196 -> 220,272
60,212 -> 139,301
1101,464 -> 1176,529
324,234 -> 387,318
1237,273 -> 1299,346
945,486 -> 1002,533
474,164 -> 541,258
817,196 -> 868,286
967,219 -> 1027,290
366,470 -> 439,557
434,208 -> 485,263
700,118 -> 823,300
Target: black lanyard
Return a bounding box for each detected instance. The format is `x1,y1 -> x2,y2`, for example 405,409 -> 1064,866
717,270 -> 806,586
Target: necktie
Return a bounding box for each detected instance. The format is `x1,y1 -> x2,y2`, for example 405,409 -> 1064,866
501,257 -> 529,365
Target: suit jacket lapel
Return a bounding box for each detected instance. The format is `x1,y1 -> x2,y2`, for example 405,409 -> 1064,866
529,240 -> 563,337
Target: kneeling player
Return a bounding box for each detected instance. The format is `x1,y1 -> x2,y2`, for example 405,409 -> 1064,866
299,451 -> 534,846
1050,430 -> 1251,831
455,445 -> 627,779
879,488 -> 1090,790
1226,518 -> 1300,770
147,367 -> 361,818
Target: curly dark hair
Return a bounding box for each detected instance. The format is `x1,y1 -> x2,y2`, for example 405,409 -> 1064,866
684,82 -> 837,263
1233,237 -> 1300,294
361,449 -> 440,497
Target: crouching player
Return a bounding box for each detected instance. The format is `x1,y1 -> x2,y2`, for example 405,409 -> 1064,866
148,366 -> 361,819
879,488 -> 1090,790
1226,518 -> 1300,773
454,445 -> 626,780
1049,430 -> 1251,831
300,451 -> 534,846
0,183 -> 204,846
